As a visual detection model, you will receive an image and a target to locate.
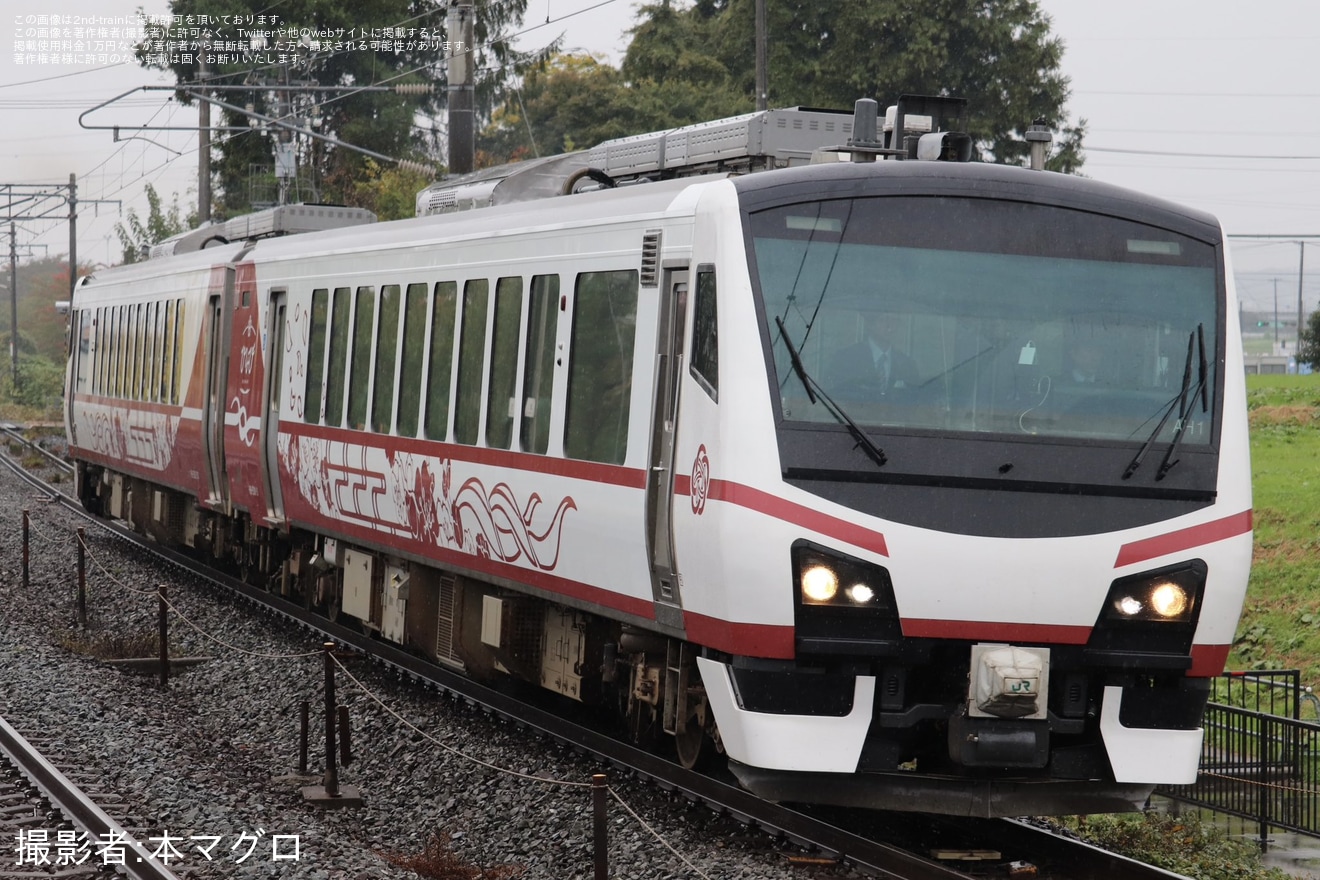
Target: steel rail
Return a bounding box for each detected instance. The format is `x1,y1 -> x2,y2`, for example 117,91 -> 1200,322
0,423 -> 74,475
0,714 -> 182,880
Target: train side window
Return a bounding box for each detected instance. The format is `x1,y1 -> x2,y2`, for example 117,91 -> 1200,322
520,274 -> 559,455
454,279 -> 490,445
690,269 -> 718,402
141,301 -> 153,402
112,307 -> 122,397
109,308 -> 118,395
114,306 -> 125,398
486,276 -> 523,450
73,310 -> 93,394
324,287 -> 352,427
138,302 -> 149,401
304,289 -> 329,423
120,305 -> 131,398
424,281 -> 458,440
565,270 -> 639,464
154,301 -> 166,402
146,301 -> 160,402
131,303 -> 144,401
93,308 -> 104,394
161,300 -> 175,403
397,283 -> 428,438
152,300 -> 164,401
371,284 -> 401,433
171,299 -> 185,405
347,286 -> 376,430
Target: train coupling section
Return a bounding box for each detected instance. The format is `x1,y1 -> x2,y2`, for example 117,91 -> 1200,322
953,645 -> 1050,769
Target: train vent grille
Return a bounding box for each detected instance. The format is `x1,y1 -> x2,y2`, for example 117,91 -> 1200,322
435,574 -> 464,668
640,230 -> 662,287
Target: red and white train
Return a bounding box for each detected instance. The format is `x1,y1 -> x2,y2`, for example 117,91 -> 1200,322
65,99 -> 1252,816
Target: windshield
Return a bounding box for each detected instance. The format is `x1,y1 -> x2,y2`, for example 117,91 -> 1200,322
751,196 -> 1219,446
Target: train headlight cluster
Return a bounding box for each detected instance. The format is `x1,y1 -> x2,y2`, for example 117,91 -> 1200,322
1089,560 -> 1206,657
1104,568 -> 1200,624
793,544 -> 893,610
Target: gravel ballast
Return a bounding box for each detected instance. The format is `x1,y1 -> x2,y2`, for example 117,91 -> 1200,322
0,461 -> 865,880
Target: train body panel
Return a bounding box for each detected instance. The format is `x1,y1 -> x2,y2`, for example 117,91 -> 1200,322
221,261 -> 270,518
66,109 -> 1254,816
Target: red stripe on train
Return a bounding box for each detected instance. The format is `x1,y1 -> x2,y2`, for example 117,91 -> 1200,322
673,476 -> 889,557
282,422 -> 647,490
1113,510 -> 1253,568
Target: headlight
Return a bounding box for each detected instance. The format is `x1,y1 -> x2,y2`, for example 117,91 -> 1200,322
793,544 -> 893,609
1150,581 -> 1190,618
801,565 -> 839,602
846,583 -> 875,604
1104,566 -> 1201,624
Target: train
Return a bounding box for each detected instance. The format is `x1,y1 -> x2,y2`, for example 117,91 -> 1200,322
64,97 -> 1252,817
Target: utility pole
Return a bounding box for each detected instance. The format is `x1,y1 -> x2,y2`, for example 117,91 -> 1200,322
1297,241 -> 1306,354
67,174 -> 77,302
276,65 -> 295,206
8,222 -> 16,390
198,39 -> 211,223
755,0 -> 768,111
1273,278 -> 1279,346
446,1 -> 474,175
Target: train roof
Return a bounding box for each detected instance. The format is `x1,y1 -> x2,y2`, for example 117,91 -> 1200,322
732,160 -> 1224,241
248,173 -> 725,262
77,239 -> 251,291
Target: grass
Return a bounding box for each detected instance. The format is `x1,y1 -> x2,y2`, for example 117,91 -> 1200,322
1230,374 -> 1320,684
58,629 -> 179,661
1056,813 -> 1292,880
380,830 -> 524,880
0,401 -> 61,423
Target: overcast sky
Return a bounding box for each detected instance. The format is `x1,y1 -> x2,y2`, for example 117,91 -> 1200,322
3,0 -> 1318,315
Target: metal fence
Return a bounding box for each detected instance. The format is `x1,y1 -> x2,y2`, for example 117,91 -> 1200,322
1157,670 -> 1320,847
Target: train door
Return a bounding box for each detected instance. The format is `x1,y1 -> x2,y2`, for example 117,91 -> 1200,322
261,290 -> 287,523
201,289 -> 230,511
65,307 -> 92,440
645,267 -> 688,631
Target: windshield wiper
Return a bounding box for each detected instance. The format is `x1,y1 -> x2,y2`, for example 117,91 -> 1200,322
1123,325 -> 1207,480
775,316 -> 887,468
1156,324 -> 1209,479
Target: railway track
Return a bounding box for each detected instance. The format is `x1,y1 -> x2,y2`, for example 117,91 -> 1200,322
0,424 -> 1193,880
0,713 -> 178,880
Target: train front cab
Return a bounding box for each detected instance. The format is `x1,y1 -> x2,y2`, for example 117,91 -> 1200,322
682,163 -> 1252,816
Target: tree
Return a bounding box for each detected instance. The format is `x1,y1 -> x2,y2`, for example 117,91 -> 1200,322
1298,310 -> 1320,371
0,255 -> 83,412
342,160 -> 433,221
139,0 -> 556,218
526,0 -> 1085,173
114,185 -> 196,264
479,49 -> 748,166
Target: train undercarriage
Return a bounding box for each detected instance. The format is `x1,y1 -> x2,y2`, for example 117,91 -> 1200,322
75,461 -> 721,771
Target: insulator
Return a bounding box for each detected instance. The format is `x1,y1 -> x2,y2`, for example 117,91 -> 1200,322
394,83 -> 431,96
395,159 -> 435,177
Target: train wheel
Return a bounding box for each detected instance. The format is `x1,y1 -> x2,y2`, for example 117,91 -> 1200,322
674,695 -> 711,771
674,718 -> 706,770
